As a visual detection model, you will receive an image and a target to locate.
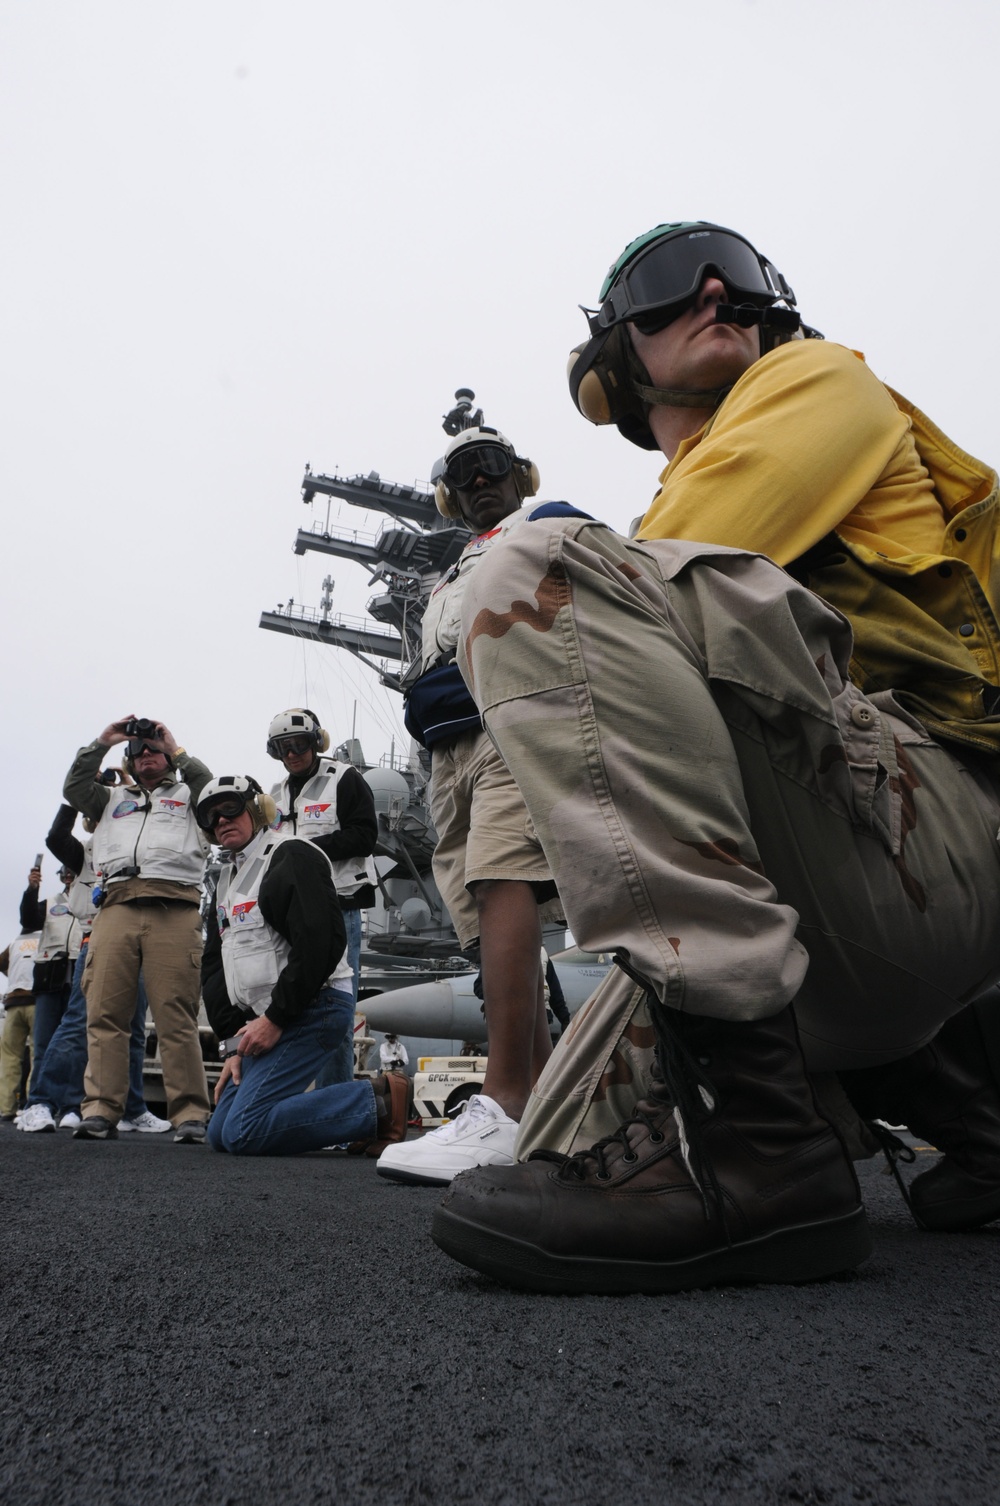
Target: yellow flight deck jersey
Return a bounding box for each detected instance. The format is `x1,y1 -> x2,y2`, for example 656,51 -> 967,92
636,340 -> 1000,755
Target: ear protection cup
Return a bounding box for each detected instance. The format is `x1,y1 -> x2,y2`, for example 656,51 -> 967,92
514,459 -> 540,499
567,324 -> 660,452
256,792 -> 278,827
298,707 -> 330,753
435,479 -> 462,519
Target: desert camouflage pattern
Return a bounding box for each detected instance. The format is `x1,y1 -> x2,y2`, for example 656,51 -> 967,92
516,966 -> 655,1158
457,518 -> 1000,1155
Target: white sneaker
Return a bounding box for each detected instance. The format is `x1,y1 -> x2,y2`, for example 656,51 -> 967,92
57,1111 -> 82,1130
377,1093 -> 518,1186
16,1104 -> 56,1133
119,1109 -> 172,1133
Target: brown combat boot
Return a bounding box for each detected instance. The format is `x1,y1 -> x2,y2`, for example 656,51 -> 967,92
432,1004 -> 871,1294
361,1071 -> 412,1159
840,1001 -> 1000,1231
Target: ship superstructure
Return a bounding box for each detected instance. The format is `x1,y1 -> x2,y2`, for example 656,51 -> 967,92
260,391 -> 515,994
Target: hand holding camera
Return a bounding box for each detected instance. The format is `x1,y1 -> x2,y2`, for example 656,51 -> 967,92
97,715 -> 178,758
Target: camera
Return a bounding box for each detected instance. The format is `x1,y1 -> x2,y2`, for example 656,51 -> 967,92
125,717 -> 160,740
218,1037 -> 243,1060
96,768 -> 125,786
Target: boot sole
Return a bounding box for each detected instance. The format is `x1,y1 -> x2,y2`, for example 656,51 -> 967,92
912,1184 -> 1000,1231
431,1205 -> 873,1294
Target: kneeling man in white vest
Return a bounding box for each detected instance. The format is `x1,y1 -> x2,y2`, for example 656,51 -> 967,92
198,776 -> 408,1156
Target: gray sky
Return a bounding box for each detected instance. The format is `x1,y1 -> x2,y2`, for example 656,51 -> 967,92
1,0 -> 997,939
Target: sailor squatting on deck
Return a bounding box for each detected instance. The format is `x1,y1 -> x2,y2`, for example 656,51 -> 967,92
431,220 -> 1000,1294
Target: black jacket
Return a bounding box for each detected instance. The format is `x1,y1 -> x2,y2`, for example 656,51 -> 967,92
283,762 -> 378,909
46,804 -> 85,876
202,838 -> 348,1040
19,801 -> 79,931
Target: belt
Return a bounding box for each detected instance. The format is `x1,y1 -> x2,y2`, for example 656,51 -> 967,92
125,896 -> 197,909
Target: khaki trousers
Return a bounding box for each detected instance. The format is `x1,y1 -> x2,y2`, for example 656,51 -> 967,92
0,1003 -> 34,1114
82,900 -> 210,1126
458,518 -> 1000,1154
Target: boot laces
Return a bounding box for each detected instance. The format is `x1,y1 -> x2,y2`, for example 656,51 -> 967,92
531,1105 -> 669,1183
613,951 -> 728,1226
866,1118 -> 927,1230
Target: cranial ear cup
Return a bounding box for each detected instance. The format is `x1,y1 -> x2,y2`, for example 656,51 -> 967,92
567,324 -> 661,450
516,460 -> 540,499
434,479 -> 462,519
567,324 -> 651,426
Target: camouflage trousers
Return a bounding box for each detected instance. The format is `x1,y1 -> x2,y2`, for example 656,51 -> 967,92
457,518 -> 1000,1156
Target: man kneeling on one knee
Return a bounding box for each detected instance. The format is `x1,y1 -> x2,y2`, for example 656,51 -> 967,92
198,776 -> 408,1156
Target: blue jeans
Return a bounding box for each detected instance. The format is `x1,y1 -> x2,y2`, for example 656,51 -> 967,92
28,943 -> 150,1119
29,983 -> 72,1096
313,908 -> 362,1089
207,987 -> 376,1156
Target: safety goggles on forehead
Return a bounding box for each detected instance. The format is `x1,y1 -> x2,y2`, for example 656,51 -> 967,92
197,796 -> 249,832
596,228 -> 794,334
444,443 -> 513,492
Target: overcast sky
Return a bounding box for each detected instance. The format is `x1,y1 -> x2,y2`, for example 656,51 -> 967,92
1,0 -> 998,941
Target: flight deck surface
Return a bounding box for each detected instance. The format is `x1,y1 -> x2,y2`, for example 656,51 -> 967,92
1,1128 -> 997,1506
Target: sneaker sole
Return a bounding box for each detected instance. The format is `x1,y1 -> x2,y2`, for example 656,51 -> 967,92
378,1149 -> 516,1187
22,1123 -> 57,1134
73,1128 -> 118,1141
377,1162 -> 457,1187
431,1204 -> 873,1294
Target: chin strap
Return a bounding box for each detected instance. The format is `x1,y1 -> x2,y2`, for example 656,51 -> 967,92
632,380 -> 733,410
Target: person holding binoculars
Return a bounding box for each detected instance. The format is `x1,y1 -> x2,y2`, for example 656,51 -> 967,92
62,715 -> 213,1143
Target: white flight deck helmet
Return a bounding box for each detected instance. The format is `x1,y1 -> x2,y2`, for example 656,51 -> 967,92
433,426 -> 540,520
195,775 -> 278,836
265,708 -> 330,761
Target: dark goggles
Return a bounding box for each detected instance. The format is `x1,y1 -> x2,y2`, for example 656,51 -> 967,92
268,733 -> 315,757
444,443 -> 513,492
127,738 -> 161,758
196,795 -> 249,832
597,228 -> 793,333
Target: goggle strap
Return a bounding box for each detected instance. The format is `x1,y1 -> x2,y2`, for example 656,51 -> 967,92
715,303 -> 801,333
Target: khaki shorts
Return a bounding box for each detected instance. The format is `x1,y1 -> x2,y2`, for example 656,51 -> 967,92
429,727 -> 563,950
